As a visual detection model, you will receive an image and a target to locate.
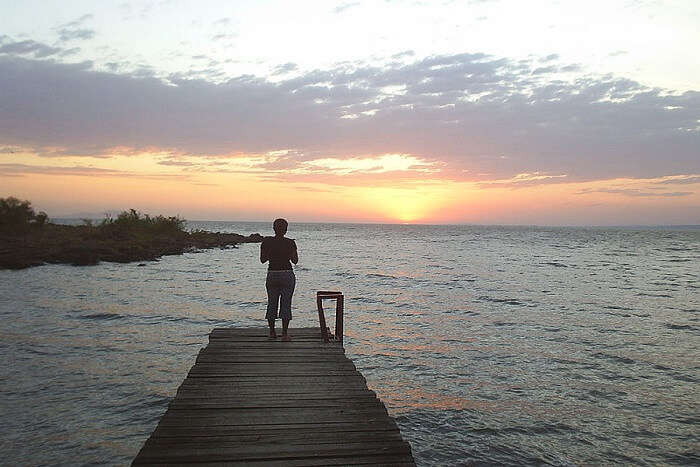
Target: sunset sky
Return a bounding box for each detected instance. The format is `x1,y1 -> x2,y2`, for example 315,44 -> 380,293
1,0 -> 698,225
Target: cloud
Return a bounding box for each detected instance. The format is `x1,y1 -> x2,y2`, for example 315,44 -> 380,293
576,187 -> 693,197
59,47 -> 82,57
0,52 -> 698,186
652,174 -> 700,185
0,39 -> 63,58
333,2 -> 360,13
60,14 -> 94,29
58,28 -> 96,42
212,17 -> 232,25
532,65 -> 557,74
0,145 -> 24,154
391,50 -> 415,60
55,14 -> 95,43
0,162 -> 192,181
157,159 -> 197,166
559,64 -> 582,73
212,33 -> 236,41
477,172 -> 568,188
272,62 -> 298,75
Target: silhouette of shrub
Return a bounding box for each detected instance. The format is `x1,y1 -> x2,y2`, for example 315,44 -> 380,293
0,197 -> 48,232
34,211 -> 48,227
98,208 -> 186,237
0,197 -> 258,269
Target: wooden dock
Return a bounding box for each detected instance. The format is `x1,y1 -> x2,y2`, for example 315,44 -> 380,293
132,327 -> 415,466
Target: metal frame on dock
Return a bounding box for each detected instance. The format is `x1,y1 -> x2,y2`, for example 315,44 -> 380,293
316,290 -> 344,343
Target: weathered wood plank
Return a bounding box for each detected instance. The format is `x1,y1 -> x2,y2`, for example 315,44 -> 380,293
148,457 -> 416,467
177,374 -> 366,382
143,430 -> 404,446
200,351 -> 346,356
157,408 -> 390,426
196,355 -> 346,366
176,383 -> 370,393
174,391 -> 377,400
152,420 -> 400,437
204,343 -> 342,349
168,399 -> 384,410
134,440 -> 413,463
132,327 -> 414,466
191,361 -> 356,369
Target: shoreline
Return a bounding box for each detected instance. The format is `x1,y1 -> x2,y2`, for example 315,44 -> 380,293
0,223 -> 263,270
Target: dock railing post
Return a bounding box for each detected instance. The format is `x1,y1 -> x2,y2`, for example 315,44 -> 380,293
316,291 -> 344,343
335,294 -> 344,342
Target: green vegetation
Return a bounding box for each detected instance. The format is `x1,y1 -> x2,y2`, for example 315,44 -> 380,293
0,197 -> 262,270
98,209 -> 186,236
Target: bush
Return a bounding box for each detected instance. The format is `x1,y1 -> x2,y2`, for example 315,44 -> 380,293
99,209 -> 186,236
0,197 -> 48,231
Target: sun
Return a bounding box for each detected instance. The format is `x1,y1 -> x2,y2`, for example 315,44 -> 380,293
355,185 -> 454,224
394,210 -> 422,223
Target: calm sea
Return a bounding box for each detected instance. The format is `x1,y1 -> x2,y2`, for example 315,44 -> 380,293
1,222 -> 698,466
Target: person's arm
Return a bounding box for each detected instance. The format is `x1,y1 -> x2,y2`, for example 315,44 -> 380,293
290,240 -> 298,265
260,239 -> 269,263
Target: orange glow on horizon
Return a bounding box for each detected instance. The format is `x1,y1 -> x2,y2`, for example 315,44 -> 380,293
1,151 -> 699,225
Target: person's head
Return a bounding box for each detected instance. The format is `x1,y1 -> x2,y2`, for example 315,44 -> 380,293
273,218 -> 288,237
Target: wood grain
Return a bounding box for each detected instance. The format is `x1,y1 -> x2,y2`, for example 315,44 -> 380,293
132,327 -> 415,466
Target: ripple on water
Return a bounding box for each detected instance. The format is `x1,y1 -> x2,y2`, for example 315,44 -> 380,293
2,223 -> 699,466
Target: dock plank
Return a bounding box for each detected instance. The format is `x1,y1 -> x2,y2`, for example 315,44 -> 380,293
132,327 -> 414,466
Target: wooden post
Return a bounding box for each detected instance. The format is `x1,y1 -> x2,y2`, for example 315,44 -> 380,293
335,295 -> 344,343
316,293 -> 330,343
316,291 -> 344,343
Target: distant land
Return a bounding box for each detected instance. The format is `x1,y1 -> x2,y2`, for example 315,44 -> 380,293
0,199 -> 262,270
52,217 -> 700,230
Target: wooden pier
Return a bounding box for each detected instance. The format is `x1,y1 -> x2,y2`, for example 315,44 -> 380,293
132,327 -> 415,466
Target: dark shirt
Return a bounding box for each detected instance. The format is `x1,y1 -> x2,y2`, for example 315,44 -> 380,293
261,236 -> 297,270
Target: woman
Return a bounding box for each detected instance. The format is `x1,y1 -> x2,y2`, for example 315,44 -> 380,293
260,218 -> 298,341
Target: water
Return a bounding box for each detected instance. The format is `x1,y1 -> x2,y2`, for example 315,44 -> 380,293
1,223 -> 698,466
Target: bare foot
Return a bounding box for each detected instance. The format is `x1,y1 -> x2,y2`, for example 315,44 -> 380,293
281,335 -> 291,342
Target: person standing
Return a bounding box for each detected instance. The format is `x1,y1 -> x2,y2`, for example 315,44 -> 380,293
260,218 -> 298,341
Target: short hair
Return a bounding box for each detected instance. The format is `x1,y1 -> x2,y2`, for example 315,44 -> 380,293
273,218 -> 288,234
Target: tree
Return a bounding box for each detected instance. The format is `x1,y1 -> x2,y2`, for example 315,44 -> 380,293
0,197 -> 35,225
0,197 -> 48,231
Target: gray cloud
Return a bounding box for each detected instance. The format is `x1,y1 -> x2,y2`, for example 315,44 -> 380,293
0,163 -> 192,181
212,33 -> 236,41
0,39 -> 63,58
58,28 -> 96,42
653,175 -> 700,185
59,47 -> 81,57
577,188 -> 693,197
0,52 -> 698,185
560,64 -> 582,72
532,65 -> 557,74
391,50 -> 415,59
158,159 -> 196,166
272,62 -> 298,75
60,14 -> 94,29
56,14 -> 95,43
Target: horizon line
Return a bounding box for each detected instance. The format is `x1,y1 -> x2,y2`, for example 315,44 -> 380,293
53,216 -> 700,230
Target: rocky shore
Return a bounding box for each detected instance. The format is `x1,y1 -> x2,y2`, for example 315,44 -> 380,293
0,223 -> 263,270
